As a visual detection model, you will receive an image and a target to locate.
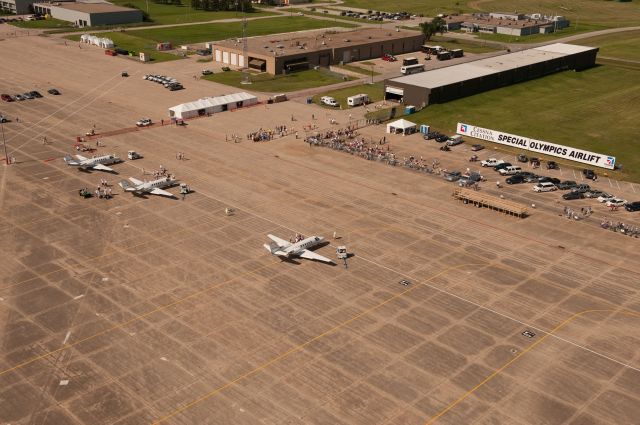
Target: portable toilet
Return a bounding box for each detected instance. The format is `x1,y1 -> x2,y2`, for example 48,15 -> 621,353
405,105 -> 416,114
420,124 -> 430,134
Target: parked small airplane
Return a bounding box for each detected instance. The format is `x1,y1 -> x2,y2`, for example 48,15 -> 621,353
63,154 -> 121,172
264,234 -> 334,264
118,176 -> 177,197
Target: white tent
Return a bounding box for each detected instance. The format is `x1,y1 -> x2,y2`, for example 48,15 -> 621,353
386,118 -> 417,135
168,92 -> 258,119
99,38 -> 114,49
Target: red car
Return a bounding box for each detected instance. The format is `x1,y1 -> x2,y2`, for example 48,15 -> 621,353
382,54 -> 397,62
1,94 -> 14,102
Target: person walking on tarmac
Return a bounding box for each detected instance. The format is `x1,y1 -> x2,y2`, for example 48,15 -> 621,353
496,180 -> 502,189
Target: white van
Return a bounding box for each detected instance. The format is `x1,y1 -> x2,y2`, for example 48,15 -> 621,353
498,165 -> 522,176
533,182 -> 557,192
321,96 -> 339,107
347,93 -> 369,107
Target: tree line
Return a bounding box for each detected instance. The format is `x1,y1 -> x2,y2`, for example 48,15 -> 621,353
189,0 -> 253,12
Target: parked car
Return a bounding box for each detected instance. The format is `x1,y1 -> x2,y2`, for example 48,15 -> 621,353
597,193 -> 615,203
517,154 -> 528,163
14,94 -> 25,101
480,158 -> 504,167
1,94 -> 13,102
22,92 -> 34,99
435,134 -> 449,143
572,183 -> 591,193
557,180 -> 577,190
522,173 -> 540,183
493,162 -> 512,171
201,69 -> 213,75
321,96 -> 339,107
47,88 -> 60,95
447,136 -> 464,146
127,150 -> 142,160
563,191 -> 585,200
29,91 -> 43,98
444,171 -> 462,182
606,198 -> 626,208
168,83 -> 183,91
382,53 -> 397,61
506,174 -> 526,184
423,131 -> 439,140
533,182 -> 557,192
136,118 -> 152,127
583,169 -> 597,180
0,115 -> 8,123
584,190 -> 605,199
458,172 -> 482,186
471,144 -> 484,151
624,201 -> 640,212
547,161 -> 559,169
538,176 -> 561,185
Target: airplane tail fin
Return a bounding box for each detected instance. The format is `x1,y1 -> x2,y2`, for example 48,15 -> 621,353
264,242 -> 287,256
63,155 -> 76,165
118,180 -> 134,191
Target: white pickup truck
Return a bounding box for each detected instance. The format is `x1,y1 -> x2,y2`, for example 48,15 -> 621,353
136,118 -> 152,127
480,158 -> 505,167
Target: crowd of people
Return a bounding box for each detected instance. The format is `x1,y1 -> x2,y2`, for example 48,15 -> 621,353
304,128 -> 448,176
563,206 -> 593,220
600,220 -> 640,237
247,125 -> 292,142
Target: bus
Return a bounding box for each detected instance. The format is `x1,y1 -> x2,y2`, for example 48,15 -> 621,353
402,57 -> 419,66
400,64 -> 425,75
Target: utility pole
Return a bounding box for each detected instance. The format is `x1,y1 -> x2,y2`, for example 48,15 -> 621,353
1,121 -> 8,165
241,3 -> 251,85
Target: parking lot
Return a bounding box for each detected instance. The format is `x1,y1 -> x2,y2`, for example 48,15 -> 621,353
1,31 -> 639,425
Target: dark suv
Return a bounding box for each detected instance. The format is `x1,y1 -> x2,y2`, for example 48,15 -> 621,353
625,201 -> 640,212
583,169 -> 597,180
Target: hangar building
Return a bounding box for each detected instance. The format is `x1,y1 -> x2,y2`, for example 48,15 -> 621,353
384,43 -> 598,107
32,2 -> 143,26
211,28 -> 425,75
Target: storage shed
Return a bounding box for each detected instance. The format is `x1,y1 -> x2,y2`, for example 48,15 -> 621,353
168,92 -> 258,119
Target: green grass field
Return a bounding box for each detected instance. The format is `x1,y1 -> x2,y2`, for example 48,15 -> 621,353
110,0 -> 275,25
339,0 -> 640,28
124,16 -> 355,45
376,64 -> 640,181
203,69 -> 353,92
9,18 -> 73,29
571,30 -> 640,62
312,82 -> 384,108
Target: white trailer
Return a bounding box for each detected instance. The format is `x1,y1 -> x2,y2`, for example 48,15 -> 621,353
347,93 -> 370,107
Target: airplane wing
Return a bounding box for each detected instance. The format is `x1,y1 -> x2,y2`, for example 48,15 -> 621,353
75,154 -> 88,161
299,249 -> 335,264
92,164 -> 113,172
150,188 -> 175,197
128,177 -> 144,185
267,234 -> 291,248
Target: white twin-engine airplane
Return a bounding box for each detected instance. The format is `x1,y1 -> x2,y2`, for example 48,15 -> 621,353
264,234 -> 335,264
118,176 -> 177,198
63,154 -> 121,172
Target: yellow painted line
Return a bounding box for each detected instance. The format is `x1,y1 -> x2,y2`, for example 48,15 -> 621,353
0,259 -> 280,378
424,309 -> 640,425
151,262 -> 486,425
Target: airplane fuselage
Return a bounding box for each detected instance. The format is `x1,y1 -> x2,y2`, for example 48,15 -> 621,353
138,177 -> 175,192
286,236 -> 324,256
71,154 -> 120,168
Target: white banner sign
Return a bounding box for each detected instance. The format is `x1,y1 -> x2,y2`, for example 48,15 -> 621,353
457,122 -> 616,170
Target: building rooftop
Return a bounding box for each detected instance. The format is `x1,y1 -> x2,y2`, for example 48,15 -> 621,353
34,1 -> 138,13
213,27 -> 423,57
388,43 -> 597,89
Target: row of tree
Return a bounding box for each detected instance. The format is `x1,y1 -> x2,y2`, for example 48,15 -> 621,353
189,0 -> 253,12
153,0 -> 183,5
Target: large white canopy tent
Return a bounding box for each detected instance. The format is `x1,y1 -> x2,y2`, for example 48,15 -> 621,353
168,92 -> 258,120
386,118 -> 417,135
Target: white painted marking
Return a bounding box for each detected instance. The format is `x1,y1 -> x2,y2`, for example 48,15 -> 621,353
608,177 -> 613,187
632,184 -> 637,193
63,331 -> 71,345
101,277 -> 109,282
572,169 -> 577,180
73,294 -> 84,300
42,177 -> 49,180
616,179 -> 621,190
59,379 -> 69,386
115,211 -> 122,215
0,297 -> 4,301
160,357 -> 168,361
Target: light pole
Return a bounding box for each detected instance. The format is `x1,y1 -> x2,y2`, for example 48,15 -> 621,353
1,121 -> 8,165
